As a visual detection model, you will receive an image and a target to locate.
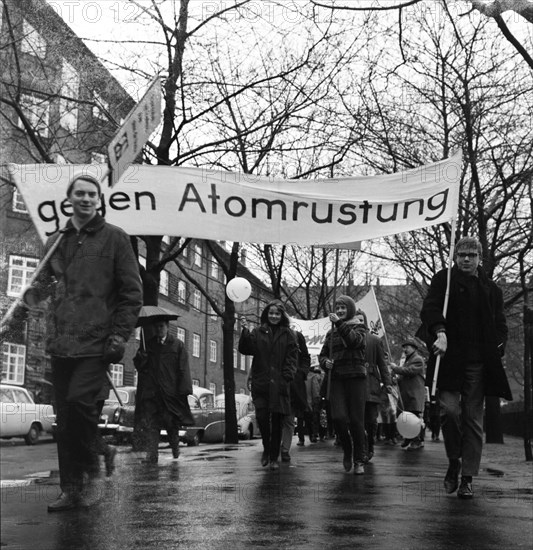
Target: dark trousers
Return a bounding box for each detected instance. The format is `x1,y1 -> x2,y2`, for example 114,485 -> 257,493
330,377 -> 366,463
364,401 -> 379,454
52,356 -> 107,494
439,363 -> 484,476
256,409 -> 283,461
140,397 -> 182,460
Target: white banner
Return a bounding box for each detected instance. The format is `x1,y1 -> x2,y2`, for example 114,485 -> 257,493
6,151 -> 460,245
290,288 -> 384,355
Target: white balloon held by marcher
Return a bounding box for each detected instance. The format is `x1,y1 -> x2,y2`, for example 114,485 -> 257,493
396,411 -> 423,439
226,277 -> 251,303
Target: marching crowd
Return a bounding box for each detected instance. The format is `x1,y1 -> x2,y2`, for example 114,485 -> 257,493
19,174 -> 511,511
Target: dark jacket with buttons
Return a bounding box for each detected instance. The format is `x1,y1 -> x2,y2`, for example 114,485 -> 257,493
420,265 -> 511,400
238,301 -> 298,415
31,214 -> 142,358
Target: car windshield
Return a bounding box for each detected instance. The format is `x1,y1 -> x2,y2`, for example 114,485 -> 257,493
106,389 -> 131,404
0,388 -> 14,403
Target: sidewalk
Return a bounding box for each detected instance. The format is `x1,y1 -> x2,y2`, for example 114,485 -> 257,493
1,434 -> 532,550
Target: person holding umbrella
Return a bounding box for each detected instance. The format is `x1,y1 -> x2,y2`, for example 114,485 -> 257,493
134,308 -> 194,464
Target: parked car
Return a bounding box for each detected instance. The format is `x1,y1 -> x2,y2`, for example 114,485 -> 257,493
98,386 -> 138,444
183,387 -> 225,446
0,383 -> 55,445
215,393 -> 260,440
98,385 -> 224,446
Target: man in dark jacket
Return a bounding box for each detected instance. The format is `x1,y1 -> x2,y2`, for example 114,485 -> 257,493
420,236 -> 511,500
134,319 -> 194,464
359,309 -> 393,462
281,330 -> 311,461
23,174 -> 142,512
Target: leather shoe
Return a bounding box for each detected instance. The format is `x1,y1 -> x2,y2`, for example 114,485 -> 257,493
172,447 -> 180,459
353,462 -> 365,475
269,460 -> 279,471
47,492 -> 79,512
444,460 -> 461,494
104,446 -> 117,477
457,477 -> 474,499
261,452 -> 269,467
281,452 -> 291,463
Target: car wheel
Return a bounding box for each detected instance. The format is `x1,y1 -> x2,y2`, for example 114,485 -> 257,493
187,432 -> 201,446
24,424 -> 40,445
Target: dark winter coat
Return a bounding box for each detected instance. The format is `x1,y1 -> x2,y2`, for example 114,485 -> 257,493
134,333 -> 194,426
291,331 -> 311,416
32,214 -> 142,357
419,265 -> 511,400
238,301 -> 298,415
392,350 -> 426,412
318,320 -> 367,379
365,333 -> 392,403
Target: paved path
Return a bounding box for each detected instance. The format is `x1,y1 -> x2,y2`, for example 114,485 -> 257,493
1,435 -> 532,550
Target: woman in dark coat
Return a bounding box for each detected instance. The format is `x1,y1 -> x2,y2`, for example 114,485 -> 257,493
239,300 -> 298,470
392,338 -> 426,450
318,296 -> 367,475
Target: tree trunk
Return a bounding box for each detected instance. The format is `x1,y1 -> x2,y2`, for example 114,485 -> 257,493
523,305 -> 533,461
222,300 -> 238,444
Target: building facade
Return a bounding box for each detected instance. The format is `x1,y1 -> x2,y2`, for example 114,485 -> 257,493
0,0 -> 134,398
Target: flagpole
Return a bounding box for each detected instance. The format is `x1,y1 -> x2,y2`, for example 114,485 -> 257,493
431,216 -> 458,397
326,249 -> 340,400
371,285 -> 392,359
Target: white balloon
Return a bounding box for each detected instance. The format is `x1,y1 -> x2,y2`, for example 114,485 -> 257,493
226,277 -> 252,303
396,411 -> 422,439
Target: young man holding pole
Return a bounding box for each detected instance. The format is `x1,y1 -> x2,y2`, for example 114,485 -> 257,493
420,236 -> 511,499
22,174 -> 143,511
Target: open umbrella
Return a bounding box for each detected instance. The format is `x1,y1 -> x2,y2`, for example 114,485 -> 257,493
136,305 -> 180,327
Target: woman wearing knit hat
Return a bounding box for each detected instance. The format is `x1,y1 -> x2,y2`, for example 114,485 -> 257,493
318,296 -> 368,474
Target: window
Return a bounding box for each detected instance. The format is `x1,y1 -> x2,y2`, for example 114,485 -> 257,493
209,383 -> 216,394
92,91 -> 109,121
192,334 -> 200,357
12,188 -> 28,214
162,235 -> 170,245
159,270 -> 169,296
181,240 -> 188,258
177,280 -> 187,303
233,349 -> 238,369
194,244 -> 202,267
109,364 -> 124,386
2,343 -> 26,385
193,289 -> 201,310
192,379 -> 200,387
209,340 -> 217,363
7,255 -> 38,297
209,304 -> 217,321
240,354 -> 246,371
21,20 -> 46,56
59,60 -> 79,132
19,94 -> 49,137
177,327 -> 186,343
210,260 -> 218,279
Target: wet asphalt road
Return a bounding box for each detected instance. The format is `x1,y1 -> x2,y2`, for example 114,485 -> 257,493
1,436 -> 532,550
